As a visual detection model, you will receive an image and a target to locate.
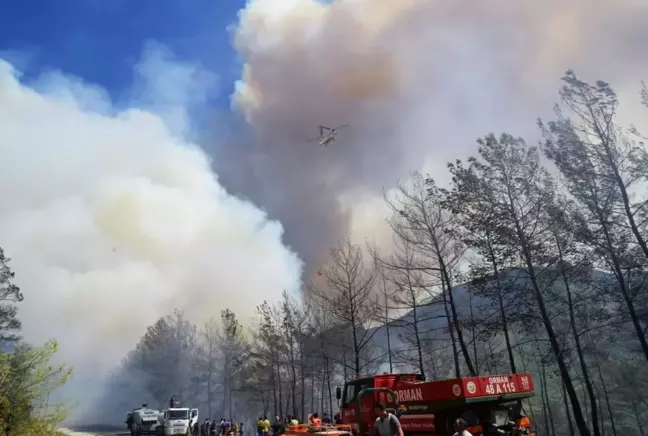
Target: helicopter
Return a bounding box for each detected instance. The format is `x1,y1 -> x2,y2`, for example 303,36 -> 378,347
309,124 -> 349,147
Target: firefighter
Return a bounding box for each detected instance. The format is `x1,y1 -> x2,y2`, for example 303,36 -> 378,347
262,416 -> 271,436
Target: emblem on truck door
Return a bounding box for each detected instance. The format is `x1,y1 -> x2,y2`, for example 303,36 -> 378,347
452,384 -> 461,396
466,382 -> 476,394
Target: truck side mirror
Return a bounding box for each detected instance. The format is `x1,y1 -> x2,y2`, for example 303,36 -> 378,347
336,387 -> 342,400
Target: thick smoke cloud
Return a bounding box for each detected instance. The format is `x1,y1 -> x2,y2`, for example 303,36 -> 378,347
0,46 -> 302,412
217,0 -> 648,275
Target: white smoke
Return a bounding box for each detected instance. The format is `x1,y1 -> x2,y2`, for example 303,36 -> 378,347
226,0 -> 648,262
0,44 -> 302,405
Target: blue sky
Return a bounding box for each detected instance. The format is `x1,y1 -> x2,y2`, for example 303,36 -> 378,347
0,0 -> 246,107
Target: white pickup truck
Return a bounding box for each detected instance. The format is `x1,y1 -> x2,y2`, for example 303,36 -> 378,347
157,407 -> 199,436
132,405 -> 161,436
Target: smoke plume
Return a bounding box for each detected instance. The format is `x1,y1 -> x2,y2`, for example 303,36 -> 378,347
0,45 -> 302,413
215,0 -> 648,275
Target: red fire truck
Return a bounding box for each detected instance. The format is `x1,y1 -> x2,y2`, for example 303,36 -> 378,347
335,372 -> 535,436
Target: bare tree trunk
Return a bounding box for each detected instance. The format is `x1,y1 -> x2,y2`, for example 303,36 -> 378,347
310,365 -> 315,417
382,274 -> 394,373
300,343 -> 306,422
271,359 -> 278,418
539,361 -> 556,436
516,233 -> 590,436
553,234 -> 600,436
562,382 -> 575,436
411,303 -> 425,379
633,401 -> 646,436
229,374 -> 233,419
441,276 -> 460,378
590,340 -> 617,436
486,238 -> 517,374
437,251 -> 476,375
601,224 -> 648,363
262,391 -> 269,415
540,368 -> 550,436
320,369 -> 326,415
518,350 -> 538,429
468,288 -> 479,375
207,372 -> 213,418
326,358 -> 333,418
276,352 -> 283,418
290,340 -> 298,418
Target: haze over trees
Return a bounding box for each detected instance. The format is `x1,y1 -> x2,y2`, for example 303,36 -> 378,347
87,71 -> 648,436
3,71 -> 648,436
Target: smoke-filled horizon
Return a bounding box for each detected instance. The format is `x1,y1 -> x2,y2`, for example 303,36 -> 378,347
2,0 -> 648,424
212,0 -> 648,278
0,45 -> 303,417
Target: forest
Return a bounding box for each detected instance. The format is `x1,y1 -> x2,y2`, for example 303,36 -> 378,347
3,71 -> 648,436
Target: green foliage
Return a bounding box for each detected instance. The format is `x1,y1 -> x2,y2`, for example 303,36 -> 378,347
0,244 -> 72,436
0,247 -> 23,343
0,340 -> 73,436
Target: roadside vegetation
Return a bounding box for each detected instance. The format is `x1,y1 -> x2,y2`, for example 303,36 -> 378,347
0,248 -> 73,436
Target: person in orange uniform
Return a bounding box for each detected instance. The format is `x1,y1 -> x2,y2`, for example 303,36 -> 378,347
309,413 -> 322,426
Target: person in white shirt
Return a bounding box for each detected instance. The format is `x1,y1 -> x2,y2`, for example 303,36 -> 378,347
373,403 -> 404,436
452,418 -> 473,436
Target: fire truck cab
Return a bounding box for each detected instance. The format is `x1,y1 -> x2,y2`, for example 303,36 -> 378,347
336,372 -> 535,436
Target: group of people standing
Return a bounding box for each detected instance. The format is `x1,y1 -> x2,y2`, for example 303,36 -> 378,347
195,418 -> 244,436
256,412 -> 329,436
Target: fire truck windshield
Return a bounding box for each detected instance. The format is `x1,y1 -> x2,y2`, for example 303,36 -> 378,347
342,378 -> 373,406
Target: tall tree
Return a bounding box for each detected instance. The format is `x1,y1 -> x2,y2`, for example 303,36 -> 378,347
447,133 -> 591,436
547,200 -> 601,436
312,239 -> 378,374
555,71 -> 648,262
251,301 -> 282,417
195,317 -> 221,417
542,71 -> 648,363
385,172 -> 476,376
444,176 -> 520,375
280,291 -> 309,418
0,247 -> 23,343
132,310 -> 197,406
374,239 -> 435,379
218,308 -> 246,418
